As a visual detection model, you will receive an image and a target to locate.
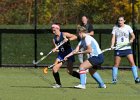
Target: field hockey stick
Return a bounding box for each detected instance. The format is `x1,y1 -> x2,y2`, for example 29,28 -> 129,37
33,41 -> 65,65
76,43 -> 131,54
43,49 -> 77,74
101,47 -> 116,53
101,42 -> 131,53
48,60 -> 65,69
43,60 -> 65,74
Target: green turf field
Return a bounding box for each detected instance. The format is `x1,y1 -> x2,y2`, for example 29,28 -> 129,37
0,67 -> 140,100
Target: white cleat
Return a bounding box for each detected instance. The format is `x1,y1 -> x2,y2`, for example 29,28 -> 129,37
52,84 -> 61,88
112,79 -> 117,84
98,84 -> 107,88
74,84 -> 86,89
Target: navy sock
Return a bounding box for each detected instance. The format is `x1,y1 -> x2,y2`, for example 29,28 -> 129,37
72,71 -> 80,79
53,72 -> 61,85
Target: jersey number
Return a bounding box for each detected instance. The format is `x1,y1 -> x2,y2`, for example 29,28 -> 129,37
57,43 -> 65,52
60,46 -> 64,52
121,37 -> 124,42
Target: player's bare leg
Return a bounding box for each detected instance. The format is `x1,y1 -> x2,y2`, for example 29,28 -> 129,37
52,59 -> 62,88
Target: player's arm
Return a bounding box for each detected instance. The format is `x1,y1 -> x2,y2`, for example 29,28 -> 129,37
130,32 -> 135,43
64,44 -> 80,60
52,39 -> 57,47
79,37 -> 92,54
80,44 -> 92,54
52,39 -> 59,52
63,32 -> 77,41
111,34 -> 116,48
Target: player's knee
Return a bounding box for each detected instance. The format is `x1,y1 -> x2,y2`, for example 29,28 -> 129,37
114,64 -> 119,67
114,62 -> 120,67
52,67 -> 58,73
79,64 -> 85,69
89,68 -> 96,75
114,65 -> 119,67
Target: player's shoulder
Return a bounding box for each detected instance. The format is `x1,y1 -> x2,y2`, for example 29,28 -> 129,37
85,34 -> 94,41
124,24 -> 131,28
85,34 -> 92,39
112,25 -> 118,30
62,32 -> 69,35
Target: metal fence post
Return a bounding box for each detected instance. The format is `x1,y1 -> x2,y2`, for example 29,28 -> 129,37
137,32 -> 140,68
99,33 -> 102,49
132,0 -> 137,64
0,33 -> 1,67
34,0 -> 38,68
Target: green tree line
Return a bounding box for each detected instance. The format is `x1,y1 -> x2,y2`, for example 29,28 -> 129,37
0,0 -> 140,25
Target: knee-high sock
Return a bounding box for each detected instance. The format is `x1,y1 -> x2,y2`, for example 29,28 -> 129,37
72,71 -> 80,79
92,72 -> 104,87
79,68 -> 86,85
112,67 -> 118,80
131,66 -> 138,80
53,72 -> 61,85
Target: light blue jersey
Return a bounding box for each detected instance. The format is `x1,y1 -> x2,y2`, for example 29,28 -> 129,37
78,34 -> 102,56
78,34 -> 105,88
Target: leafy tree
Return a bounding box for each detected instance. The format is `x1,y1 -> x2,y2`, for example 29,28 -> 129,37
0,0 -> 140,24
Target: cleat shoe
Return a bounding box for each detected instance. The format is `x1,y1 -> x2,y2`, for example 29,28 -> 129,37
112,79 -> 117,84
135,77 -> 140,84
52,84 -> 62,88
74,84 -> 86,89
98,84 -> 107,88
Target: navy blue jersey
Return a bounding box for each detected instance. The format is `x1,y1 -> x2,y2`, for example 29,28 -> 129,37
54,32 -> 71,52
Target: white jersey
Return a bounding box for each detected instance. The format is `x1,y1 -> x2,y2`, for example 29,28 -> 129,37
78,34 -> 102,56
112,24 -> 133,50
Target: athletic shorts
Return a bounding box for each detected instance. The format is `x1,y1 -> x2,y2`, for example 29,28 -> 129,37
57,48 -> 75,62
114,49 -> 133,57
88,53 -> 104,68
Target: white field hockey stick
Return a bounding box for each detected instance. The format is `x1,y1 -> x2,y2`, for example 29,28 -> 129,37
76,42 -> 131,54
101,47 -> 116,53
101,42 -> 131,53
33,41 -> 65,65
